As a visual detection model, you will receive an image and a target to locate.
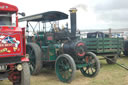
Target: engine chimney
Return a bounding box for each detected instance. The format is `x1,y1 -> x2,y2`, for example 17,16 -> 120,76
69,8 -> 77,37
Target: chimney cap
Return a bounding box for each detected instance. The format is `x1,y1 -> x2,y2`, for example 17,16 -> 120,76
69,8 -> 77,13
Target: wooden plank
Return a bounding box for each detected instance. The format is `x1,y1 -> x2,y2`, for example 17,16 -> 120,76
83,37 -> 124,53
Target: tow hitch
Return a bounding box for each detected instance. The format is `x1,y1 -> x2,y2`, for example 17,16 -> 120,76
103,56 -> 128,70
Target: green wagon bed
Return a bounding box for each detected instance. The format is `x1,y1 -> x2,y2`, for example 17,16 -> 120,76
83,38 -> 124,54
82,37 -> 124,64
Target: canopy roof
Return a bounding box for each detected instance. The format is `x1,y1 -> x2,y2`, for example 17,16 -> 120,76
19,11 -> 68,22
0,2 -> 18,12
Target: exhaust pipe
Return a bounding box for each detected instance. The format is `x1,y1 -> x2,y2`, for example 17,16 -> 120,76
69,8 -> 77,37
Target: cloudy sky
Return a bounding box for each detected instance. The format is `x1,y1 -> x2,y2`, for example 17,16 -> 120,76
1,0 -> 128,30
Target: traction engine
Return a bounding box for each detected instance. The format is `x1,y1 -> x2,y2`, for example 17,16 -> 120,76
19,8 -> 100,83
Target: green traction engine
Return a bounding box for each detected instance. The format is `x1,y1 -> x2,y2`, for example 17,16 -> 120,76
19,8 -> 100,83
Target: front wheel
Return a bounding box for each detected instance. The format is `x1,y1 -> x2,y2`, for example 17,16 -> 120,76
13,62 -> 30,85
80,52 -> 100,77
55,54 -> 76,83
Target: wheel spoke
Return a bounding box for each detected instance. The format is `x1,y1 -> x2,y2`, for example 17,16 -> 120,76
85,67 -> 89,72
91,67 -> 94,74
87,68 -> 90,75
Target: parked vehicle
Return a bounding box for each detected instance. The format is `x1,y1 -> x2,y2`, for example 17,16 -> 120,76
82,32 -> 124,64
19,8 -> 100,83
0,2 -> 30,85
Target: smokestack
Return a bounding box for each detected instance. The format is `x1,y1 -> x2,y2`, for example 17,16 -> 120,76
69,8 -> 77,37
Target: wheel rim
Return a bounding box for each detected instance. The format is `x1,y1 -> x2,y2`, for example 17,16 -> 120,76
56,57 -> 73,82
26,45 -> 36,74
80,53 -> 99,77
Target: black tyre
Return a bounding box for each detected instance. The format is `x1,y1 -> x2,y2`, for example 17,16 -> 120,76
106,56 -> 117,64
123,40 -> 128,56
123,51 -> 128,56
13,63 -> 30,85
21,63 -> 30,85
26,43 -> 42,75
80,52 -> 100,77
55,54 -> 76,83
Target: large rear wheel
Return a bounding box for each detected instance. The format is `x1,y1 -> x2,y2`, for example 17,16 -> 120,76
80,52 -> 100,77
26,43 -> 42,75
55,54 -> 76,83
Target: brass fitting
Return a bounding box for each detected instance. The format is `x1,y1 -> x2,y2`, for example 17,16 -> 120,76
69,8 -> 77,13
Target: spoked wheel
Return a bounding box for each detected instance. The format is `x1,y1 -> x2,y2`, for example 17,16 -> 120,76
55,54 -> 76,83
26,43 -> 42,75
13,63 -> 30,85
80,52 -> 100,77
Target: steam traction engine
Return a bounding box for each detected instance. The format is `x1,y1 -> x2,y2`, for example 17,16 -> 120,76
0,2 -> 30,85
19,8 -> 100,83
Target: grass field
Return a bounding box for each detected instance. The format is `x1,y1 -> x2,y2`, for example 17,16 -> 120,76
1,56 -> 128,85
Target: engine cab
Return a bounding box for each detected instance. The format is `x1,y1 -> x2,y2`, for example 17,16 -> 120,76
0,2 -> 26,59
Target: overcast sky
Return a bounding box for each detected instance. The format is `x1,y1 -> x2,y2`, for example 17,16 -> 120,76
1,0 -> 128,30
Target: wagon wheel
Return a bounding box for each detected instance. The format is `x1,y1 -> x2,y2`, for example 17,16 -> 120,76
26,43 -> 42,75
80,52 -> 100,77
106,55 -> 117,64
123,51 -> 128,56
55,54 -> 76,83
13,62 -> 30,85
123,40 -> 128,56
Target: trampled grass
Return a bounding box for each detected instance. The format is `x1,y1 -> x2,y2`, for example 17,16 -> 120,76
1,56 -> 128,85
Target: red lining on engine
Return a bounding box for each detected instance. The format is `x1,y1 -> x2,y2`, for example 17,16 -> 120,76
77,42 -> 85,46
77,42 -> 85,56
77,52 -> 85,56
